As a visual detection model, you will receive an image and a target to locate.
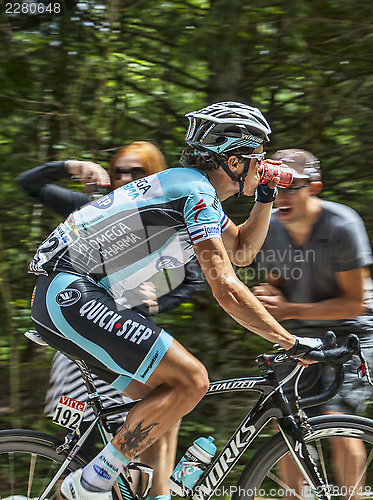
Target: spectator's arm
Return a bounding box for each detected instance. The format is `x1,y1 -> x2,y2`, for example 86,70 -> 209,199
156,258 -> 205,314
16,161 -> 89,218
253,267 -> 367,322
133,259 -> 205,317
16,161 -> 70,196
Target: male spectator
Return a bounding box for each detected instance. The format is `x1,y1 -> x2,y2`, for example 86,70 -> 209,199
254,148 -> 373,498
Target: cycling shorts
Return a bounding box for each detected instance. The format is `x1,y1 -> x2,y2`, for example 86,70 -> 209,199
31,272 -> 173,392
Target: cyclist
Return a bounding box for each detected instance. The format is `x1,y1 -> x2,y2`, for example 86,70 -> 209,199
18,141 -> 204,498
254,148 -> 373,498
28,102 -> 319,499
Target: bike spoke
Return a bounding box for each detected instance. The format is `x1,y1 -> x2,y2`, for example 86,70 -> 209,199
28,452 -> 37,498
9,451 -> 15,497
0,449 -> 67,498
237,423 -> 373,500
315,439 -> 330,491
347,445 -> 373,500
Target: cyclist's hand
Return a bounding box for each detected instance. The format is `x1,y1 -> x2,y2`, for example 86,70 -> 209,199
286,336 -> 323,365
255,183 -> 278,203
267,176 -> 280,190
65,160 -> 111,187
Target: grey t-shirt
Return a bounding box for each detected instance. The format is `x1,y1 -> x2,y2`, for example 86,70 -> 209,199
257,200 -> 373,339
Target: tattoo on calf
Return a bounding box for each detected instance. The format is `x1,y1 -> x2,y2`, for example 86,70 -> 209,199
117,420 -> 159,457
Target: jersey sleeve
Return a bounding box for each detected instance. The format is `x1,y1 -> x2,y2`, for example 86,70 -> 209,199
184,184 -> 231,245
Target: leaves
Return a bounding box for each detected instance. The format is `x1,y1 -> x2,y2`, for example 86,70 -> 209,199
1,0 -> 373,459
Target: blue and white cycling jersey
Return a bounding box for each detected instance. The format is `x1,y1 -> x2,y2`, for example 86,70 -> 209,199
29,168 -> 231,306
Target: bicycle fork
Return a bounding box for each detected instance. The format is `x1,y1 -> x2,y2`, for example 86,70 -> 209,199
278,416 -> 331,500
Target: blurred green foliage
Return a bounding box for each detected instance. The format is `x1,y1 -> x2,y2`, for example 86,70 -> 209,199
1,0 -> 373,484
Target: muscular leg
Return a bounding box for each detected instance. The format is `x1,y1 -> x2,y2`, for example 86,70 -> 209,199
122,382 -> 181,497
139,422 -> 180,496
327,412 -> 366,500
77,339 -> 208,494
112,339 -> 209,462
277,413 -> 367,500
276,453 -> 303,499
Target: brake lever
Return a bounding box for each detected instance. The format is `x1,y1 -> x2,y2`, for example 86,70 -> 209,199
307,334 -> 360,366
323,330 -> 337,349
357,349 -> 373,386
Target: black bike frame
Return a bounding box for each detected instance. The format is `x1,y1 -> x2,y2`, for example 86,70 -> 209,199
68,357 -> 338,500
75,361 -> 301,500
190,374 -> 289,500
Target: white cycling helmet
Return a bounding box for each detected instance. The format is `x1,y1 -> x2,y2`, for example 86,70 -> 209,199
185,101 -> 271,155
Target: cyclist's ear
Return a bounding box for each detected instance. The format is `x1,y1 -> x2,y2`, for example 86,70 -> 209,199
227,155 -> 240,173
309,181 -> 323,195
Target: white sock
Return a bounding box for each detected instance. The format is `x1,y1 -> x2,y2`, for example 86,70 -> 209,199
81,442 -> 130,492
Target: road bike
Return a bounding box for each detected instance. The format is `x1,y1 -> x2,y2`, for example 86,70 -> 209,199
1,332 -> 373,500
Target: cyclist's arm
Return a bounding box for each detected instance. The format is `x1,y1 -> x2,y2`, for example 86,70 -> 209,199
221,202 -> 273,266
16,161 -> 89,218
193,236 -> 295,349
254,267 -> 367,322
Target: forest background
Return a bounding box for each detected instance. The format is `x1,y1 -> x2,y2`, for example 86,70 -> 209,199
1,0 -> 373,486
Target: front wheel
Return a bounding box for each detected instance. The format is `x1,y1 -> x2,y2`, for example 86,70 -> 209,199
233,415 -> 373,500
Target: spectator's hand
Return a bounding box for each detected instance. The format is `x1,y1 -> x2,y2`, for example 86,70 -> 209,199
253,282 -> 290,321
65,160 -> 111,187
139,281 -> 159,315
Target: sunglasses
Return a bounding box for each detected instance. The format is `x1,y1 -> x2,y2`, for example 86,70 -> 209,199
114,167 -> 146,180
239,152 -> 266,162
278,184 -> 309,194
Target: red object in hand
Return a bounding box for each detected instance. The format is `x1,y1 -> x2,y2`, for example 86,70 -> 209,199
260,160 -> 293,188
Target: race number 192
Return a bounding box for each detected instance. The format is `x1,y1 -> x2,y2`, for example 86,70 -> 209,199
53,396 -> 87,430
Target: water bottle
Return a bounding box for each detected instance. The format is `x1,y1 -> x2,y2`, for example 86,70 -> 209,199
168,436 -> 217,496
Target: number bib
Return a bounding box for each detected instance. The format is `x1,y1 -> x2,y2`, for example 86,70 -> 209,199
29,223 -> 73,275
53,396 -> 87,429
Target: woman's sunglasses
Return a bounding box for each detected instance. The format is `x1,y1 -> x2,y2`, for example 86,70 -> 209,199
114,167 -> 146,180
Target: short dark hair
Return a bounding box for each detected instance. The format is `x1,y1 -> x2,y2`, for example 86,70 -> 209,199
180,146 -> 255,172
180,147 -> 220,171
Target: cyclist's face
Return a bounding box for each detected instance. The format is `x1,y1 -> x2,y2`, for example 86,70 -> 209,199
241,146 -> 265,196
274,180 -> 311,223
112,153 -> 147,189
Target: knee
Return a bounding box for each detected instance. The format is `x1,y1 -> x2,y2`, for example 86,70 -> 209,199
183,359 -> 209,405
153,346 -> 209,408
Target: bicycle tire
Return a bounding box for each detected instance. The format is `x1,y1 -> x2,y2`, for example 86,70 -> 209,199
233,415 -> 373,500
0,429 -> 88,499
